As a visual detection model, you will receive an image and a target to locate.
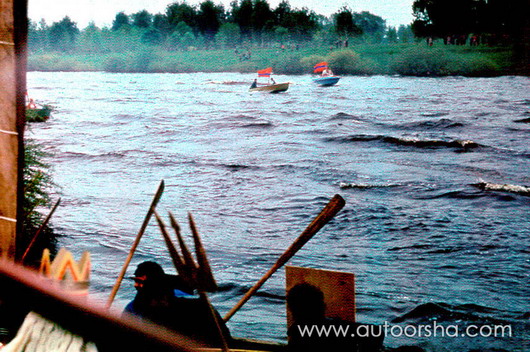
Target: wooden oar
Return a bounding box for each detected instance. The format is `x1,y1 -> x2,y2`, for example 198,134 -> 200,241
199,291 -> 230,352
161,213 -> 227,349
189,213 -> 217,292
21,197 -> 61,263
223,194 -> 345,322
169,212 -> 198,284
154,211 -> 190,283
106,180 -> 165,309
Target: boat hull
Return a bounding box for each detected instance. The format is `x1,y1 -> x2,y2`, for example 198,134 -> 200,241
249,82 -> 289,93
313,76 -> 340,86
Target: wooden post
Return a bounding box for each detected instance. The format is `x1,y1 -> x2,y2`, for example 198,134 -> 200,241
0,0 -> 27,259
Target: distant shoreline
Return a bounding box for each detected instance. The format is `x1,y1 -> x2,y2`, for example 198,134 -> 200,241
28,44 -> 522,77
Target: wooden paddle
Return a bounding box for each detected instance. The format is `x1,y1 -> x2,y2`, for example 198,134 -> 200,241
169,212 -> 198,286
21,197 -> 61,264
157,212 -> 227,350
199,291 -> 230,352
154,211 -> 190,283
223,194 -> 346,322
189,213 -> 218,292
106,180 -> 165,309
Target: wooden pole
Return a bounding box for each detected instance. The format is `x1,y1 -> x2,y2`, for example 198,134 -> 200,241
0,0 -> 27,260
188,213 -> 217,291
157,212 -> 228,350
0,0 -> 17,258
169,212 -> 196,275
223,194 -> 345,322
14,0 -> 28,261
106,180 -> 165,308
21,197 -> 61,263
199,291 -> 230,352
154,211 -> 190,283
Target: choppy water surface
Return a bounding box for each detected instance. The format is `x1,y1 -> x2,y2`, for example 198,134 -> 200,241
27,72 -> 529,351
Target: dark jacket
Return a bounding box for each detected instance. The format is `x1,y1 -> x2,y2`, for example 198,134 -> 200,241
124,295 -> 230,347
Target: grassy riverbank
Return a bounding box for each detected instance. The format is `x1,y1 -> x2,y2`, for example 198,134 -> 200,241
22,109 -> 58,265
28,43 -> 516,77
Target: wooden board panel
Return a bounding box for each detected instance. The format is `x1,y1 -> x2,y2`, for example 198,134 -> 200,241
285,265 -> 355,328
0,0 -> 18,259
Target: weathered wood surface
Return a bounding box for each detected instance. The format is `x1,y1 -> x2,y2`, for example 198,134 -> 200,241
248,82 -> 289,93
0,260 -> 197,351
285,265 -> 356,327
0,0 -> 19,259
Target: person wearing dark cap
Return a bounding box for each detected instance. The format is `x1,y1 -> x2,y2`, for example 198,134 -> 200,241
123,261 -> 175,318
123,261 -> 231,347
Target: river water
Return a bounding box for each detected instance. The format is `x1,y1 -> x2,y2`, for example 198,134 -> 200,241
27,72 -> 529,351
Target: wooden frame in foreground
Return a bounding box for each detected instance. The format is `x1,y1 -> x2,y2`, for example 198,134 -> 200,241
0,260 -> 198,351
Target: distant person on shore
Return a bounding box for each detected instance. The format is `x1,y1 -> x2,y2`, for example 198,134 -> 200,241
250,79 -> 257,89
123,261 -> 230,347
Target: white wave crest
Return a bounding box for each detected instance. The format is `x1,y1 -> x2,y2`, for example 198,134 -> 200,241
475,181 -> 530,195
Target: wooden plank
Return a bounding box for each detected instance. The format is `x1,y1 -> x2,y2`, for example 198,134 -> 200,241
13,0 -> 29,262
0,259 -> 198,351
0,0 -> 18,259
285,265 -> 356,328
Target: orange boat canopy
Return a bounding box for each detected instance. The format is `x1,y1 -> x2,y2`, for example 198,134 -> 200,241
258,67 -> 273,77
313,62 -> 328,73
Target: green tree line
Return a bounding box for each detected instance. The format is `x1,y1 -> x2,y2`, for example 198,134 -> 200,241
28,0 -> 415,53
412,0 -> 528,45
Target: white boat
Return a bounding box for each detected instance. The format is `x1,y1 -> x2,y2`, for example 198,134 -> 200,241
249,68 -> 289,93
312,62 -> 340,86
249,82 -> 290,93
313,76 -> 340,86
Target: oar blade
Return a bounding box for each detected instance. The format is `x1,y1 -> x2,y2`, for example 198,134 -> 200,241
223,194 -> 345,321
169,214 -> 197,270
188,213 -> 217,292
154,211 -> 189,282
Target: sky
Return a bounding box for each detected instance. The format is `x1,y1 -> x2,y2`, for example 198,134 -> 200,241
28,0 -> 414,29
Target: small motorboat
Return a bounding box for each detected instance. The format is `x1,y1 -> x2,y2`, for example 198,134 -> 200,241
312,61 -> 340,86
25,93 -> 52,122
26,105 -> 52,122
249,67 -> 289,93
249,82 -> 290,93
313,76 -> 340,86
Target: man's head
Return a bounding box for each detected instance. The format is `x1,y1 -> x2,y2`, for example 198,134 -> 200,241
287,283 -> 326,322
132,261 -> 165,291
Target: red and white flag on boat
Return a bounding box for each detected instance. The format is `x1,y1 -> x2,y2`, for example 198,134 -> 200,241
313,62 -> 328,73
258,67 -> 273,77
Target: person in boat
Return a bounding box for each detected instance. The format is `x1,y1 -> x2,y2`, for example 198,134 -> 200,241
287,283 -> 340,351
270,77 -> 276,85
287,283 -> 383,351
27,98 -> 37,109
123,261 -> 231,347
250,79 -> 257,89
321,67 -> 333,77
